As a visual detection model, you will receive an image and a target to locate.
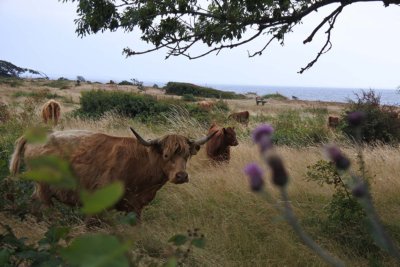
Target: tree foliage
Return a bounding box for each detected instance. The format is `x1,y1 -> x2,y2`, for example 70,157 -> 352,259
0,60 -> 47,78
62,0 -> 400,73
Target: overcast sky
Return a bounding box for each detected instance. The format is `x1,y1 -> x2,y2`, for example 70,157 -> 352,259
1,0 -> 399,89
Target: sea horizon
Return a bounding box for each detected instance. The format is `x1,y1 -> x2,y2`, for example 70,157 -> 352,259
43,74 -> 399,106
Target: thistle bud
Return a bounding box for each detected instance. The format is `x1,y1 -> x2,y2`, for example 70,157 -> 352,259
325,145 -> 351,171
352,181 -> 368,198
347,111 -> 366,127
244,163 -> 264,191
252,124 -> 274,152
266,155 -> 288,187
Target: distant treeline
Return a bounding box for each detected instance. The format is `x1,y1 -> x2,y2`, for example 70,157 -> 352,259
164,82 -> 245,99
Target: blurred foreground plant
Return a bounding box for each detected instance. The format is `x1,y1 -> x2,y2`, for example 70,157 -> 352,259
1,125 -> 205,267
245,113 -> 400,266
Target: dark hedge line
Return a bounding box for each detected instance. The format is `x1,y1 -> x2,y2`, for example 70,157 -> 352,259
164,82 -> 245,99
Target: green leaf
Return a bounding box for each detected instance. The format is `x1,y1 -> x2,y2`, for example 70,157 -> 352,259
118,212 -> 137,226
168,234 -> 187,246
60,234 -> 130,267
80,182 -> 124,215
40,226 -> 71,245
0,249 -> 10,266
24,126 -> 49,144
191,237 -> 206,249
22,155 -> 76,189
163,257 -> 178,267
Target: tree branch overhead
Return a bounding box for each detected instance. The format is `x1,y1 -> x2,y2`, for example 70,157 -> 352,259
62,0 -> 400,73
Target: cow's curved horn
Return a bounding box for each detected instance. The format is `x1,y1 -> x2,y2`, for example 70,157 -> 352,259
130,127 -> 159,146
193,130 -> 217,146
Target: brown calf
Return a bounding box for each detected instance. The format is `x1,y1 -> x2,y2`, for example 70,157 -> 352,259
206,123 -> 238,163
228,111 -> 250,126
328,116 -> 339,128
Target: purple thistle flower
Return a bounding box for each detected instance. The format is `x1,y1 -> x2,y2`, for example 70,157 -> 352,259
347,111 -> 366,127
252,124 -> 274,152
252,124 -> 274,144
325,145 -> 351,171
244,163 -> 264,191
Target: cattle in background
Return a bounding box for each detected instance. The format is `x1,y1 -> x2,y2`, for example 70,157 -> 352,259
41,99 -> 61,125
328,116 -> 339,128
228,111 -> 250,126
198,100 -> 214,110
206,123 -> 238,163
9,128 -> 216,219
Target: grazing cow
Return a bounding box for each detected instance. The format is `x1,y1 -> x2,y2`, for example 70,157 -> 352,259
328,116 -> 339,128
228,111 -> 250,126
41,99 -> 61,125
206,123 -> 238,163
198,100 -> 214,110
9,128 -> 216,219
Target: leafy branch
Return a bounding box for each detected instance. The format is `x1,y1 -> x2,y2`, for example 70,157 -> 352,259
62,0 -> 400,73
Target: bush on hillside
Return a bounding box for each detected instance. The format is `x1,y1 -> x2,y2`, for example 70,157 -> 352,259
341,90 -> 400,143
78,90 -> 170,120
118,80 -> 134,85
77,90 -> 229,125
164,82 -> 244,99
262,92 -> 288,100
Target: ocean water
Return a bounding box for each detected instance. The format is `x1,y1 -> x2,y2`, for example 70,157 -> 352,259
204,84 -> 400,106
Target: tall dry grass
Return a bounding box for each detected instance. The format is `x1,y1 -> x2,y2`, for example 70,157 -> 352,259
1,82 -> 400,266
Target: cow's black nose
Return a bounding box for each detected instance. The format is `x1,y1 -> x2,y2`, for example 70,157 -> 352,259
175,171 -> 189,183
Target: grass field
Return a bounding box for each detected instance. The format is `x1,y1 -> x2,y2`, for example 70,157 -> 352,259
1,78 -> 399,266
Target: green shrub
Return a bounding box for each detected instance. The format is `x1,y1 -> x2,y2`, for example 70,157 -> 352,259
77,90 -> 228,125
306,160 -> 379,256
164,82 -> 244,99
271,110 -> 330,146
262,93 -> 288,100
341,90 -> 400,143
182,94 -> 197,102
118,80 -> 133,85
78,90 -> 167,120
213,99 -> 229,112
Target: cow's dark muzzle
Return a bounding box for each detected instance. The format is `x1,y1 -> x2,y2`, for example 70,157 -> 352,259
175,171 -> 189,184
